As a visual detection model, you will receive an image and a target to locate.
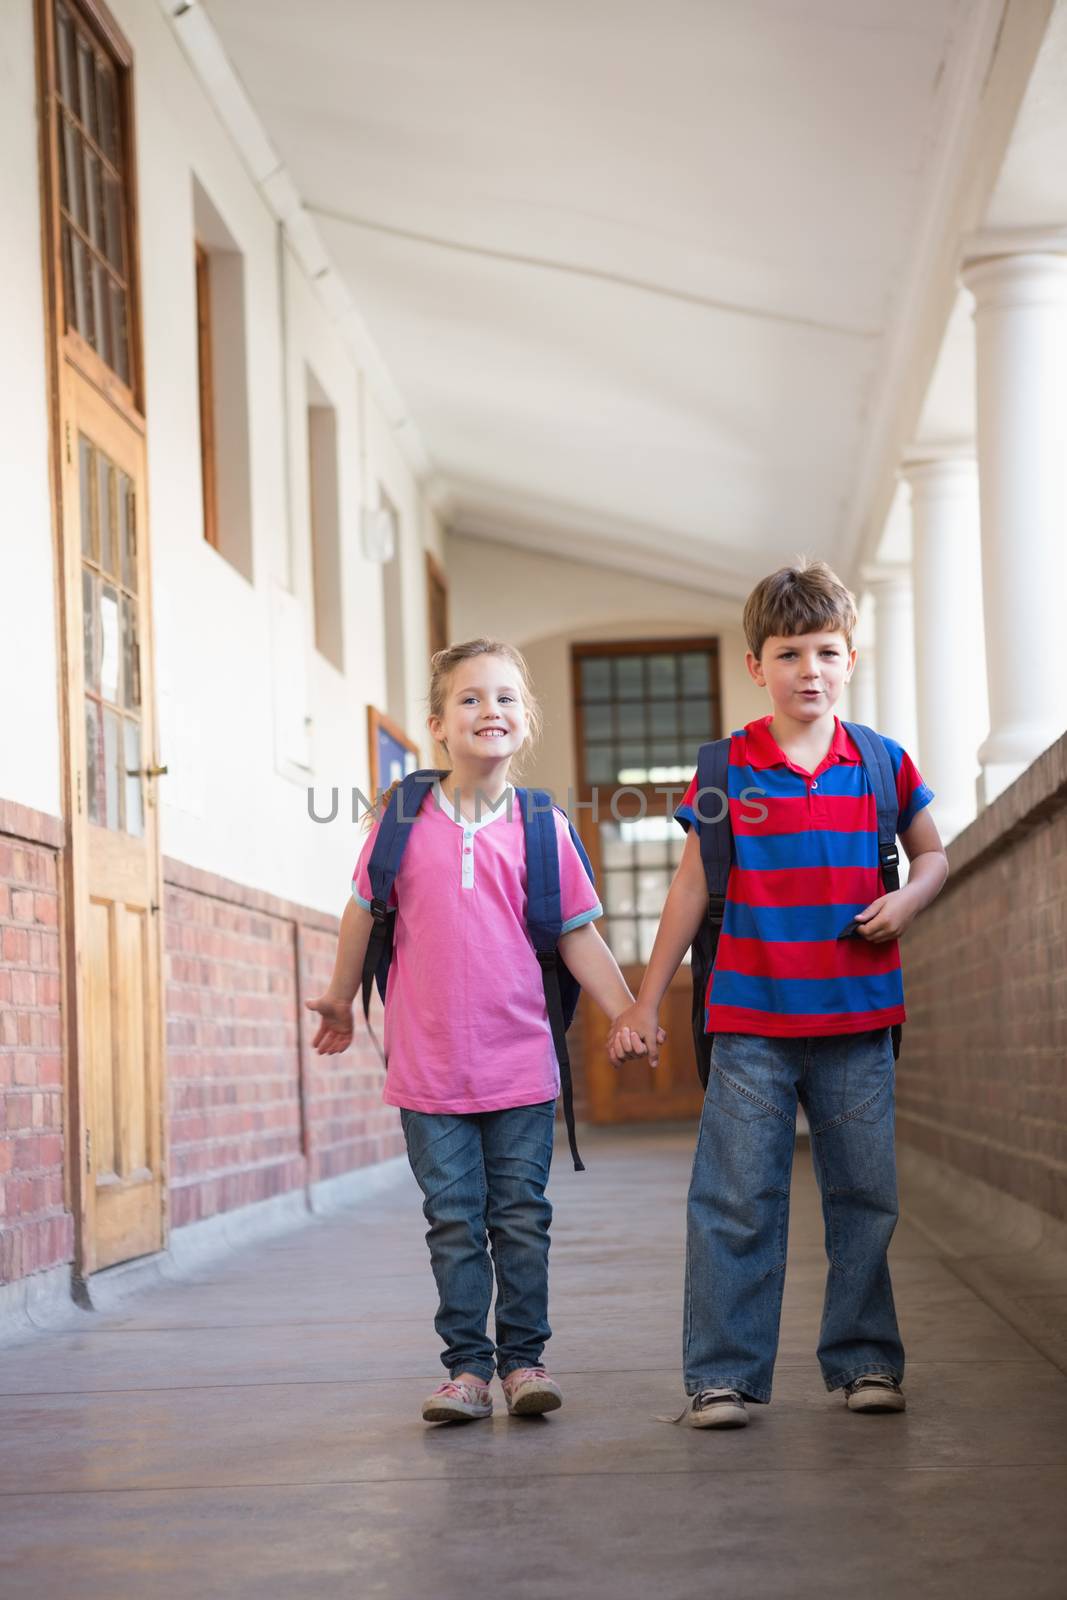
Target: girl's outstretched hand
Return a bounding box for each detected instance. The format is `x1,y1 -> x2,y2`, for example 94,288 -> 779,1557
607,1006 -> 666,1068
305,993 -> 355,1055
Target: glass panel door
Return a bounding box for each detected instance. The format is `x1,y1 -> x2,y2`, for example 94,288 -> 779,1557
78,433 -> 143,835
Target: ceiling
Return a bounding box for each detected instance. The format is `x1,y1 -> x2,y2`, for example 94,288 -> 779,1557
200,0 -> 1018,591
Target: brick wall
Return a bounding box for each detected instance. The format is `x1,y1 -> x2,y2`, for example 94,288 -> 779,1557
162,858 -> 402,1230
899,731 -> 1067,1222
0,803 -> 72,1285
164,874 -> 307,1227
1,815 -> 404,1288
298,923 -> 405,1184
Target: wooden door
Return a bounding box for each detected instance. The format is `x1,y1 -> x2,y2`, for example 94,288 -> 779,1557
62,371 -> 165,1271
571,640 -> 721,1124
38,0 -> 165,1272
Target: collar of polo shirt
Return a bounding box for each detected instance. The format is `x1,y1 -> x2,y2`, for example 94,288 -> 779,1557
742,715 -> 862,774
432,779 -> 515,833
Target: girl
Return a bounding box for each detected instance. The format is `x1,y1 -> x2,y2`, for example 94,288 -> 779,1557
306,638 -> 644,1424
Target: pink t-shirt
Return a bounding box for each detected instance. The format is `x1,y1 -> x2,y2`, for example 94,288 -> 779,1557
352,782 -> 602,1114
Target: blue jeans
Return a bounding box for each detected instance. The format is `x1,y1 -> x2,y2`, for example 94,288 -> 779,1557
684,1030 -> 903,1403
400,1100 -> 555,1382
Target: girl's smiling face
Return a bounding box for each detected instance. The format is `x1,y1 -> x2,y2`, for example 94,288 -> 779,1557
428,652 -> 530,769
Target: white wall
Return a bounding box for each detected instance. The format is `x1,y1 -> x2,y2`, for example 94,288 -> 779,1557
446,534 -> 768,799
0,0 -> 440,916
0,1 -> 63,819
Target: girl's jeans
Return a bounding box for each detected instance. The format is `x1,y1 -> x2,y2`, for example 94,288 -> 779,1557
684,1029 -> 904,1404
400,1099 -> 555,1383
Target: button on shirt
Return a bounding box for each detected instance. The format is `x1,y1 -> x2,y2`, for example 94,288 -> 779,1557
353,783 -> 603,1113
676,717 -> 934,1038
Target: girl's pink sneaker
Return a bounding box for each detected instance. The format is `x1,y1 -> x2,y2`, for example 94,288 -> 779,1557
502,1367 -> 563,1416
421,1379 -> 493,1424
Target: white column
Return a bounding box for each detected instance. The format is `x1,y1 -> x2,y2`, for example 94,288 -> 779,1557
848,649 -> 877,729
961,250 -> 1067,805
901,456 -> 987,842
846,589 -> 877,728
865,564 -> 919,760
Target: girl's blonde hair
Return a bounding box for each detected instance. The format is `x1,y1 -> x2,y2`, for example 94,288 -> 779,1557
364,638 -> 542,826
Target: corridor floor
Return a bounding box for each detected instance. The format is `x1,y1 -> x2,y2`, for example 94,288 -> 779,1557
2,1125 -> 1066,1599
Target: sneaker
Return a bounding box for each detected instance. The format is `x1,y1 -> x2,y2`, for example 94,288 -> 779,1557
501,1366 -> 563,1416
680,1387 -> 749,1429
844,1374 -> 906,1413
421,1379 -> 493,1424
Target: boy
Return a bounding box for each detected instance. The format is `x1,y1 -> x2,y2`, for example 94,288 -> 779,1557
609,561 -> 948,1427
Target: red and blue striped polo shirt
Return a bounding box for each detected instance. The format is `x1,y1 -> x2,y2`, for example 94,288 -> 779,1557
675,716 -> 934,1038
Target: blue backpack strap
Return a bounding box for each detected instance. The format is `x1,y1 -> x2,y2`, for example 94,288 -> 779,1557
841,724 -> 900,894
517,787 -> 585,1173
842,723 -> 903,1061
361,769 -> 442,1060
688,739 -> 733,1088
695,738 -> 734,907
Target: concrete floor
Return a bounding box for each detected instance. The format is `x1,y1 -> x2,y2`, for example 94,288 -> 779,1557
1,1126 -> 1066,1600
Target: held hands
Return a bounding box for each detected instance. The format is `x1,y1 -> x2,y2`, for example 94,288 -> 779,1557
607,1005 -> 667,1068
853,888 -> 920,944
305,992 -> 354,1055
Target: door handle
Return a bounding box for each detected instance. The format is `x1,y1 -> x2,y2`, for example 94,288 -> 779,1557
143,764 -> 169,778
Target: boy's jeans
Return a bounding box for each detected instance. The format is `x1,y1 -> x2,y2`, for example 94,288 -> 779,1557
684,1029 -> 903,1404
400,1100 -> 555,1383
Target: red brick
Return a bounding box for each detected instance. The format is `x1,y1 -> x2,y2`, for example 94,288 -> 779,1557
13,1055 -> 38,1088
10,969 -> 35,1007
11,890 -> 34,923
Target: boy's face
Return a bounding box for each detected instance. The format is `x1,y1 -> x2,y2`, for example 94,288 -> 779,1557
746,629 -> 856,723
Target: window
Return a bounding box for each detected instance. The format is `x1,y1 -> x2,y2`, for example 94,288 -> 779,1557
306,368 -> 343,671
52,0 -> 135,386
79,433 -> 144,834
599,816 -> 688,966
573,641 -> 720,790
380,486 -> 407,726
192,179 -> 252,579
571,638 -> 720,970
194,242 -> 218,551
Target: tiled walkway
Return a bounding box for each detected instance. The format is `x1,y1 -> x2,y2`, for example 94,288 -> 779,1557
2,1126 -> 1066,1599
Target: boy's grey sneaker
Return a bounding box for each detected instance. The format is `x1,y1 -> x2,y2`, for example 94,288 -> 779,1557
422,1379 -> 493,1424
844,1374 -> 906,1413
680,1387 -> 749,1428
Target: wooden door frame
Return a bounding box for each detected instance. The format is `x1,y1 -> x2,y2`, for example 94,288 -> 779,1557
36,0 -> 167,1280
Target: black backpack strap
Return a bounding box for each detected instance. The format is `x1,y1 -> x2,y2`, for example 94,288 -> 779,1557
360,769 -> 442,1062
842,723 -> 903,1060
518,787 -> 584,1172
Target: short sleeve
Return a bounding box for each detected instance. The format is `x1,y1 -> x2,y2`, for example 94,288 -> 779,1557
882,738 -> 935,835
351,817 -> 398,911
554,811 -> 603,934
674,773 -> 701,835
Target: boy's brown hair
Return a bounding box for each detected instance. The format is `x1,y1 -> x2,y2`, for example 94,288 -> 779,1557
742,559 -> 858,659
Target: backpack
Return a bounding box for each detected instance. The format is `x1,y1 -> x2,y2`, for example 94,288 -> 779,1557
690,723 -> 903,1089
360,770 -> 594,1171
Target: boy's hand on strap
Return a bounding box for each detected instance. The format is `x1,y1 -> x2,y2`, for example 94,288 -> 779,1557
607,1005 -> 666,1068
305,993 -> 355,1055
853,887 -> 921,943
